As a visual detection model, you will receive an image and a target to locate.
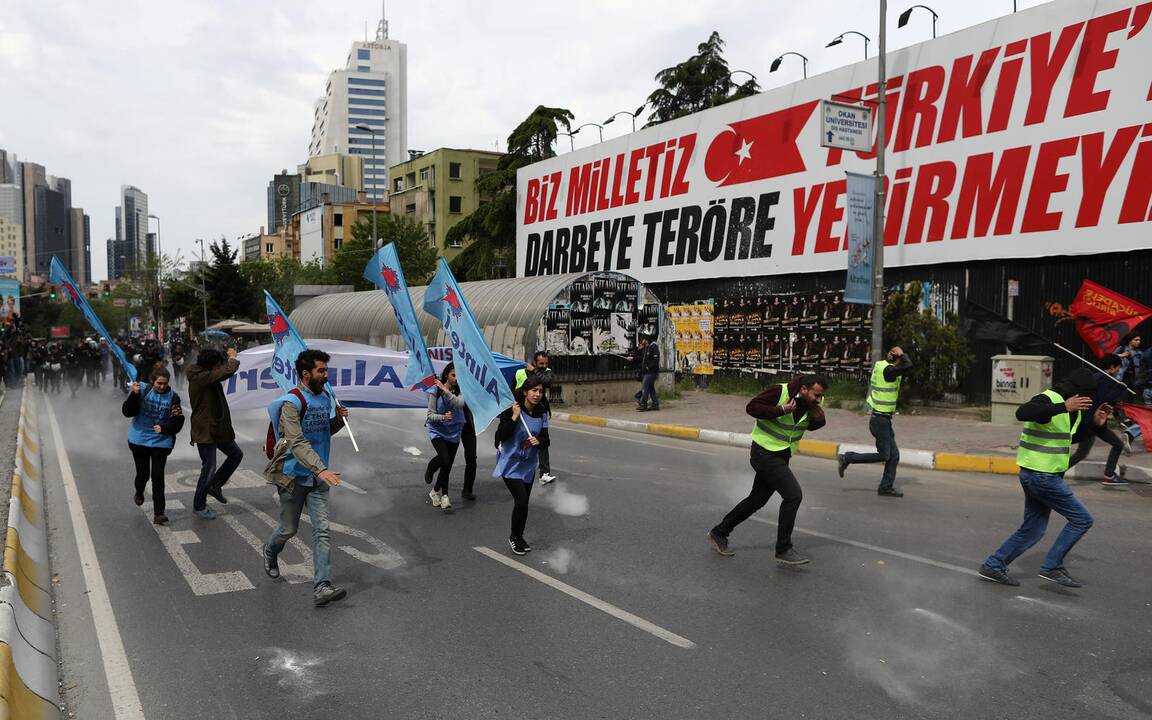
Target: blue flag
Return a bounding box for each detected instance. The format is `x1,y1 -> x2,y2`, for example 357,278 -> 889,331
49,256 -> 137,382
422,259 -> 514,431
362,243 -> 437,390
264,290 -> 337,415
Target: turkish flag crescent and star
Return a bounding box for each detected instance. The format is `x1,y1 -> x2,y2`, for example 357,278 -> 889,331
1119,403 -> 1152,452
704,101 -> 820,187
1068,280 -> 1152,358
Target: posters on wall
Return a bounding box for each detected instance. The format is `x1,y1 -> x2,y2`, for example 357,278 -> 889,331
669,303 -> 714,375
539,272 -> 653,357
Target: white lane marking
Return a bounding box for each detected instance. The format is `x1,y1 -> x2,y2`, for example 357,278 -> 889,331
139,500 -> 255,595
214,501 -> 313,585
749,517 -> 980,578
45,398 -> 147,720
361,417 -> 417,434
474,546 -> 695,649
234,429 -> 257,442
553,422 -> 718,456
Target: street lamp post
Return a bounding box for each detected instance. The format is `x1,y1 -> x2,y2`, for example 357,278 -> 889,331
769,52 -> 809,79
148,213 -> 163,345
826,30 -> 872,59
354,123 -> 380,248
603,104 -> 647,133
197,238 -> 208,334
559,132 -> 577,152
872,1 -> 889,363
897,5 -> 939,38
572,123 -> 605,143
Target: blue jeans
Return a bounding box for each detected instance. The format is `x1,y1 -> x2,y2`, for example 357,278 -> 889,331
639,372 -> 659,408
843,413 -> 900,491
265,481 -> 332,588
193,439 -> 244,511
984,469 -> 1094,573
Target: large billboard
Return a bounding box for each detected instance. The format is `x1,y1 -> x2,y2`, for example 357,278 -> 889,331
517,0 -> 1152,284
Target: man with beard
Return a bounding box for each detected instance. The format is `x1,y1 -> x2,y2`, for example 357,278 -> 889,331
263,349 -> 350,607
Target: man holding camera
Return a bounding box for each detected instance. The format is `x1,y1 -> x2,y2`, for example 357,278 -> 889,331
837,346 -> 913,497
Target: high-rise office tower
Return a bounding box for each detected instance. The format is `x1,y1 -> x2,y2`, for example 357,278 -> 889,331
111,185 -> 148,280
308,9 -> 406,203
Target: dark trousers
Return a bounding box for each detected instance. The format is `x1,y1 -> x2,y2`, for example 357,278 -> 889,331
1068,422 -> 1123,477
843,413 -> 900,491
713,445 -> 803,554
538,446 -> 551,475
428,437 -> 460,493
129,442 -> 171,515
639,372 -> 659,408
503,478 -> 534,539
193,439 -> 244,511
461,422 -> 477,494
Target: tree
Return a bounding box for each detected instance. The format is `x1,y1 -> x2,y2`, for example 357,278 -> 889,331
883,284 -> 974,403
240,254 -> 301,317
644,31 -> 760,127
355,215 -> 438,286
447,105 -> 574,280
326,235 -> 376,291
205,238 -> 250,321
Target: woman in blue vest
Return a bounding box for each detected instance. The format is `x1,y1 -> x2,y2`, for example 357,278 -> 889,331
121,368 -> 185,525
426,363 -> 466,510
493,375 -> 550,555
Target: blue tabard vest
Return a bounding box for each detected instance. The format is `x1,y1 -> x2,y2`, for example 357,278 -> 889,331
271,387 -> 333,479
427,388 -> 466,443
492,409 -> 547,483
127,389 -> 176,449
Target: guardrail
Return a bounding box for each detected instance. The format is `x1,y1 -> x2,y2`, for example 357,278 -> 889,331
1,389 -> 61,718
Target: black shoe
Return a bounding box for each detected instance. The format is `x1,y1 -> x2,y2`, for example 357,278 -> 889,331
637,405 -> 649,412
978,564 -> 1020,586
775,548 -> 810,565
152,514 -> 168,525
707,530 -> 735,556
133,492 -> 144,506
461,491 -> 476,501
207,486 -> 228,504
837,454 -> 848,479
508,536 -> 529,556
314,583 -> 347,607
650,405 -> 660,412
263,547 -> 280,579
1038,567 -> 1083,588
878,488 -> 904,497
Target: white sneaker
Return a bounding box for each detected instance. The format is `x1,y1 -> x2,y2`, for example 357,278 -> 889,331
429,489 -> 442,506
439,494 -> 451,509
540,473 -> 557,484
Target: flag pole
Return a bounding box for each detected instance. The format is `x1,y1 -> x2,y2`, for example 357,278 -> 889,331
1052,342 -> 1137,396
330,392 -> 361,452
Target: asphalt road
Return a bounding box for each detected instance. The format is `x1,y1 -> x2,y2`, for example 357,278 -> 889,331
40,387 -> 1152,720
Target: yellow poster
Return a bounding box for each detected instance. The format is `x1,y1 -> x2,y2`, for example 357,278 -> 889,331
669,303 -> 714,375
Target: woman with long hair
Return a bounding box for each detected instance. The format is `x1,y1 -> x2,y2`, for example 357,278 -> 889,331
493,375 -> 550,555
425,363 -> 466,510
122,367 -> 185,524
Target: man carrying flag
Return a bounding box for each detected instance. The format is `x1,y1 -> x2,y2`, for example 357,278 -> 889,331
49,257 -> 137,383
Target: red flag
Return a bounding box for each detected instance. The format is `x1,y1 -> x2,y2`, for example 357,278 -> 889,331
704,101 -> 820,187
1120,403 -> 1152,452
1068,280 -> 1152,358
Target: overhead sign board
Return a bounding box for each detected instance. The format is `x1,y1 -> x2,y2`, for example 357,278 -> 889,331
516,0 -> 1152,286
0,256 -> 16,275
820,100 -> 873,153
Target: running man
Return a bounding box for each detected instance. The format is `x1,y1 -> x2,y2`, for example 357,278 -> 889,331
837,346 -> 913,497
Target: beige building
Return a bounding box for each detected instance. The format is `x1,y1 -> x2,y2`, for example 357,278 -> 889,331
292,199 -> 390,265
242,226 -> 294,262
388,148 -> 503,260
298,153 -> 364,192
0,216 -> 23,279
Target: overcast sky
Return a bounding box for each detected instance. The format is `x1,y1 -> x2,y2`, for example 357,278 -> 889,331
0,0 -> 1051,282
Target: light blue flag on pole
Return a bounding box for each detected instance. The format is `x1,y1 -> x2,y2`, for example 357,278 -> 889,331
362,243 -> 437,390
422,258 -> 514,431
49,256 -> 137,382
264,290 -> 340,415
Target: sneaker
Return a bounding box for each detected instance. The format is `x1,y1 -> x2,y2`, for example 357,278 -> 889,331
439,494 -> 452,510
977,564 -> 1020,586
133,492 -> 144,506
193,507 -> 217,520
520,537 -> 532,553
314,583 -> 347,607
429,489 -> 442,506
263,547 -> 280,579
636,405 -> 649,412
540,473 -> 557,484
1038,567 -> 1083,588
461,491 -> 477,501
508,536 -> 528,556
649,405 -> 660,412
707,530 -> 735,556
207,486 -> 228,504
152,514 -> 169,525
878,488 -> 904,497
837,454 -> 848,479
775,548 -> 810,565
1101,474 -> 1129,487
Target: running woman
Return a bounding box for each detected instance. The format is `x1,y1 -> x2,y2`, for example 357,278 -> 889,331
493,375 -> 550,555
122,367 -> 185,525
425,363 -> 466,510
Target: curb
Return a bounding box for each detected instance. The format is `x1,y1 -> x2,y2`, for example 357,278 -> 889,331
553,411 -> 1021,475
1,389 -> 61,718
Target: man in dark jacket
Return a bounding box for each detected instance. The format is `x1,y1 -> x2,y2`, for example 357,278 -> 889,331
1067,354 -> 1129,486
187,347 -> 243,519
630,336 -> 661,411
707,374 -> 828,565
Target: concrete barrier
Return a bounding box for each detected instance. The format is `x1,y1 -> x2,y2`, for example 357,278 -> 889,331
0,390 -> 61,719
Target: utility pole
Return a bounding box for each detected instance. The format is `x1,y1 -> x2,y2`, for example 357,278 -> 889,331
198,238 -> 208,333
871,0 -> 888,363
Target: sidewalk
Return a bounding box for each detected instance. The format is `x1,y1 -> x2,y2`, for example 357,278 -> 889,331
555,390 -> 1152,480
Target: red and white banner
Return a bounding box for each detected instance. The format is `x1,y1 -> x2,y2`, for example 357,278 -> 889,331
517,0 -> 1152,284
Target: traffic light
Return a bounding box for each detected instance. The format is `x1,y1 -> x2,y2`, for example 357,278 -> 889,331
48,285 -> 57,299
102,284 -> 111,297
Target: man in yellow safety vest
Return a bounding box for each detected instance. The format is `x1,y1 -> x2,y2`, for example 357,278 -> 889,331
707,374 -> 828,565
978,368 -> 1106,588
837,346 -> 913,497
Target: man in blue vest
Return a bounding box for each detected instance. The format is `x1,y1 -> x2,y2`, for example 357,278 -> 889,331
837,346 -> 913,497
262,349 -> 351,607
707,374 -> 828,565
978,368 -> 1105,588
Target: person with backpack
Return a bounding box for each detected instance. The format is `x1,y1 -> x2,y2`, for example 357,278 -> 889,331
122,367 -> 185,525
262,349 -> 350,607
187,347 -> 243,520
424,363 -> 466,510
493,375 -> 550,555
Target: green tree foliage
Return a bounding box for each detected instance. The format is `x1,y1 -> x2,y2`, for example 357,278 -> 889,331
325,234 -> 376,291
239,254 -> 300,317
447,105 -> 574,280
205,238 -> 248,321
355,215 -> 438,286
883,284 -> 974,402
644,31 -> 759,127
